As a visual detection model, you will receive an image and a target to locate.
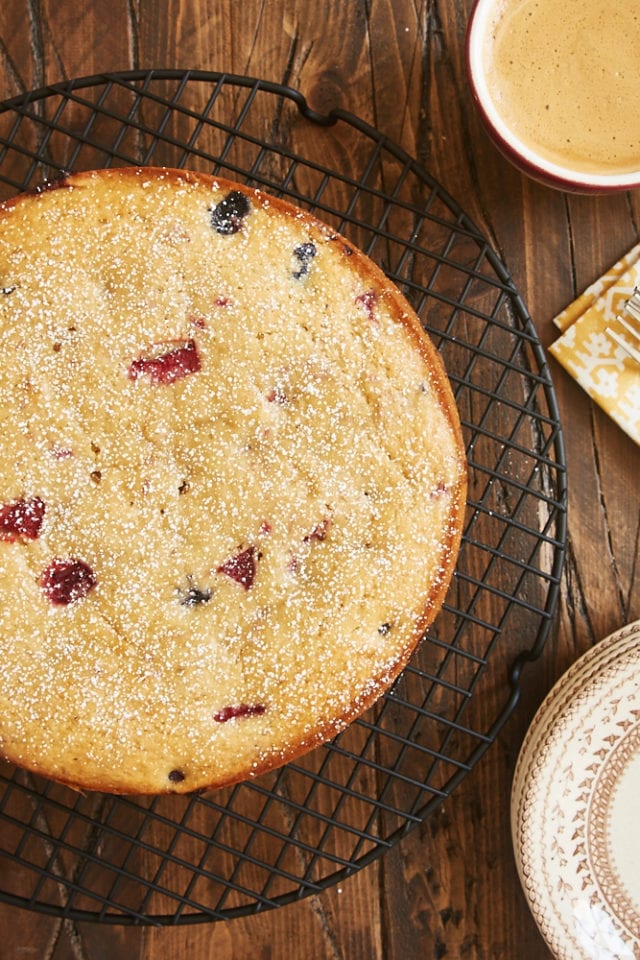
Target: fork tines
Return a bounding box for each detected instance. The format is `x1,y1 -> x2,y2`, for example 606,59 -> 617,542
608,287 -> 640,364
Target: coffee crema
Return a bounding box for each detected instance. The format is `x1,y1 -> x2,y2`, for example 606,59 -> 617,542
483,0 -> 640,176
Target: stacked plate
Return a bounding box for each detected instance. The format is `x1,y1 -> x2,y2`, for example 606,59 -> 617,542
512,620 -> 640,960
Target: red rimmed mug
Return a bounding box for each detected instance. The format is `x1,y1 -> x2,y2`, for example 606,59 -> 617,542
465,0 -> 640,194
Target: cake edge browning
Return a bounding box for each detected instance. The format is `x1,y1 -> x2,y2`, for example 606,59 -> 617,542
0,166 -> 467,795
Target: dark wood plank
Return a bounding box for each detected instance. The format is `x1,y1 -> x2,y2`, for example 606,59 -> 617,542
42,0 -> 134,80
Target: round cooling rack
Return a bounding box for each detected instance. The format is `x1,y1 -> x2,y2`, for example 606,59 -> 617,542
0,70 -> 567,924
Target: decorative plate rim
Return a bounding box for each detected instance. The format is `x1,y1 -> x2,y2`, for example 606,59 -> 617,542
512,619 -> 640,959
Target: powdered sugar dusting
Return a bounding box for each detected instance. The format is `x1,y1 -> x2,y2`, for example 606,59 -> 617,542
0,168 -> 466,794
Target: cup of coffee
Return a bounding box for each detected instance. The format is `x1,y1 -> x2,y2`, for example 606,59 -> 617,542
466,0 -> 640,193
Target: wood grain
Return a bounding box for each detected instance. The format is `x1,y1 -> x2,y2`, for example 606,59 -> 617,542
0,1 -> 638,958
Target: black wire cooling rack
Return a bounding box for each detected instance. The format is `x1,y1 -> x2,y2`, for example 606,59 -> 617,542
0,70 -> 567,924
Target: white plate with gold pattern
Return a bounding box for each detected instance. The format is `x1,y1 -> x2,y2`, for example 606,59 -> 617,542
511,620 -> 640,960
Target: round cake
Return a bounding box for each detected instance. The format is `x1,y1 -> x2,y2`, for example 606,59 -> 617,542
0,166 -> 466,794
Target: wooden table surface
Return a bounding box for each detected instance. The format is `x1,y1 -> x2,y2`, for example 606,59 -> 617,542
0,2 -> 638,958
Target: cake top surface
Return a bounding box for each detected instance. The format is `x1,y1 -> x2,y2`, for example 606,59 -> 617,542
0,166 -> 466,794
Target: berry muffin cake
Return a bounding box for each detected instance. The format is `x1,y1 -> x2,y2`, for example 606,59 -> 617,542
0,167 -> 466,794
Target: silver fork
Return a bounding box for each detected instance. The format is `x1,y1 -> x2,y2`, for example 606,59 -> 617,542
608,287 -> 640,364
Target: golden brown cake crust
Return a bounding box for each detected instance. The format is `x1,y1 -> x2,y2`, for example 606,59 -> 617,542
0,166 -> 466,794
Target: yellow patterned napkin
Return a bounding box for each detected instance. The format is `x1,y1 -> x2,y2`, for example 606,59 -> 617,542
549,246 -> 640,445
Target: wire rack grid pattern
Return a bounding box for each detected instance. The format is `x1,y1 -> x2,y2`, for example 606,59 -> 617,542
0,70 -> 567,924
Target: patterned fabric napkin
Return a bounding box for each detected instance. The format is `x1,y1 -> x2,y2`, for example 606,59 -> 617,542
549,244 -> 640,445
